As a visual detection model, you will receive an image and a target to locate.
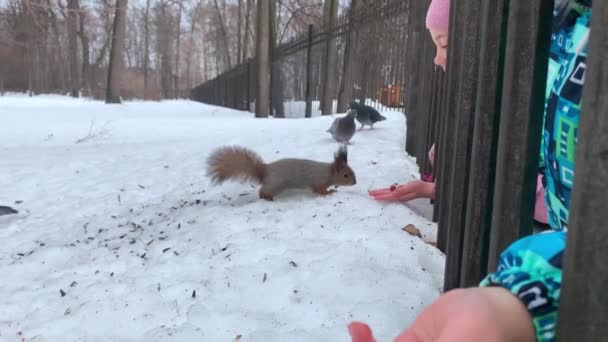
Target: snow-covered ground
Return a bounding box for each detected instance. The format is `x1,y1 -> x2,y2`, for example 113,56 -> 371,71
0,94 -> 444,342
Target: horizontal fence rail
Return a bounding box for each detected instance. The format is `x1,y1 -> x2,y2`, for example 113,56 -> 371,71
191,0 -> 410,118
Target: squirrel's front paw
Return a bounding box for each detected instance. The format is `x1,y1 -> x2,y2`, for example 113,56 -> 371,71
313,187 -> 337,196
259,192 -> 274,201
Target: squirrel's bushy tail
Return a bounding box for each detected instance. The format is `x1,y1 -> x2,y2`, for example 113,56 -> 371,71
206,146 -> 267,184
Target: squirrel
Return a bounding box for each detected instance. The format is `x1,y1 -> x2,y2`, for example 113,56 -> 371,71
206,145 -> 357,201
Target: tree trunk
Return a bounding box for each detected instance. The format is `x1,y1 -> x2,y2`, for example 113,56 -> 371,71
143,0 -> 150,91
319,0 -> 339,115
48,0 -> 67,92
255,0 -> 270,117
158,2 -> 172,98
337,0 -> 358,112
269,0 -> 284,117
186,0 -> 201,91
106,0 -> 128,104
174,0 -> 183,98
67,0 -> 79,97
243,0 -> 252,61
237,0 -> 243,65
76,2 -> 91,96
213,0 -> 232,70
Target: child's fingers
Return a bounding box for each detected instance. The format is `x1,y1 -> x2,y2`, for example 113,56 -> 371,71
370,193 -> 401,201
396,192 -> 421,202
394,328 -> 425,342
348,322 -> 376,342
368,188 -> 392,195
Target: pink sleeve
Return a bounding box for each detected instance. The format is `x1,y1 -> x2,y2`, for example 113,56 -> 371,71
534,174 -> 549,224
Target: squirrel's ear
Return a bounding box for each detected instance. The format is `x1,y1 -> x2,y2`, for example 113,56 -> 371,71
334,145 -> 348,166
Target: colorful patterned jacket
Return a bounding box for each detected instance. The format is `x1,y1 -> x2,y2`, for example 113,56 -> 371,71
481,1 -> 591,341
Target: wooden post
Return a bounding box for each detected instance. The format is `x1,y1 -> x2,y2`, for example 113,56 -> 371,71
487,0 -> 553,270
459,0 -> 508,287
557,2 -> 608,338
255,0 -> 270,117
305,25 -> 314,118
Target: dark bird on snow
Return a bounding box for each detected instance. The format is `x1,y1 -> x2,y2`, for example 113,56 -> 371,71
349,101 -> 387,130
0,206 -> 18,216
327,110 -> 357,144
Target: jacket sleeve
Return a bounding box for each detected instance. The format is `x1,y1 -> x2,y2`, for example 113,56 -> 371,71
480,231 -> 566,342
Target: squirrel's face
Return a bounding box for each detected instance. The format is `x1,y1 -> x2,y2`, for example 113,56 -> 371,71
331,146 -> 356,186
333,165 -> 357,186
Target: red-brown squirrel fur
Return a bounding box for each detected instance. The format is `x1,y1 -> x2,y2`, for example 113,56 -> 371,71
206,145 -> 356,201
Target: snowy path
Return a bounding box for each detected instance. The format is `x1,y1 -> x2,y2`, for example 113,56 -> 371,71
0,95 -> 444,342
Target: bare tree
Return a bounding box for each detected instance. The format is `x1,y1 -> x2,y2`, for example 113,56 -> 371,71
106,0 -> 128,103
269,0 -> 285,117
174,0 -> 182,98
156,0 -> 173,98
142,0 -> 151,91
256,0 -> 270,117
319,0 -> 338,115
76,2 -> 91,96
243,0 -> 253,62
67,0 -> 80,97
237,0 -> 242,64
213,0 -> 232,70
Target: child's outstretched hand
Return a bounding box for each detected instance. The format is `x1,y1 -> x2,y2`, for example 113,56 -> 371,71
368,180 -> 435,202
348,288 -> 535,342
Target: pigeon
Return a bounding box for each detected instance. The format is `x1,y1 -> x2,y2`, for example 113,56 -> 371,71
0,206 -> 18,216
327,110 -> 357,144
349,101 -> 387,130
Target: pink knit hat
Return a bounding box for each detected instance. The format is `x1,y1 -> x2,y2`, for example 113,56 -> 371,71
425,0 -> 451,32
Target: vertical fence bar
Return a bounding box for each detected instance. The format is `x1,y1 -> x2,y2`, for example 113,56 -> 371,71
434,0 -> 461,253
459,0 -> 509,287
487,0 -> 553,270
404,0 -> 427,156
246,59 -> 251,111
557,1 -> 608,337
431,70 -> 444,223
304,25 -> 314,118
441,0 -> 482,292
415,36 -> 433,171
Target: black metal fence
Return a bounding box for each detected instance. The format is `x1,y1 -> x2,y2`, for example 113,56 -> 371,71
192,0 -> 608,337
191,0 -> 409,117
405,0 -> 607,339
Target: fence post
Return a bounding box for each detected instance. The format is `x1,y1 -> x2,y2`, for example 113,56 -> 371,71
404,0 -> 426,156
440,0 -> 482,292
404,31 -> 421,156
435,0 -> 461,254
487,0 -> 553,270
458,0 -> 508,287
557,2 -> 608,337
245,59 -> 251,111
305,25 -> 314,118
